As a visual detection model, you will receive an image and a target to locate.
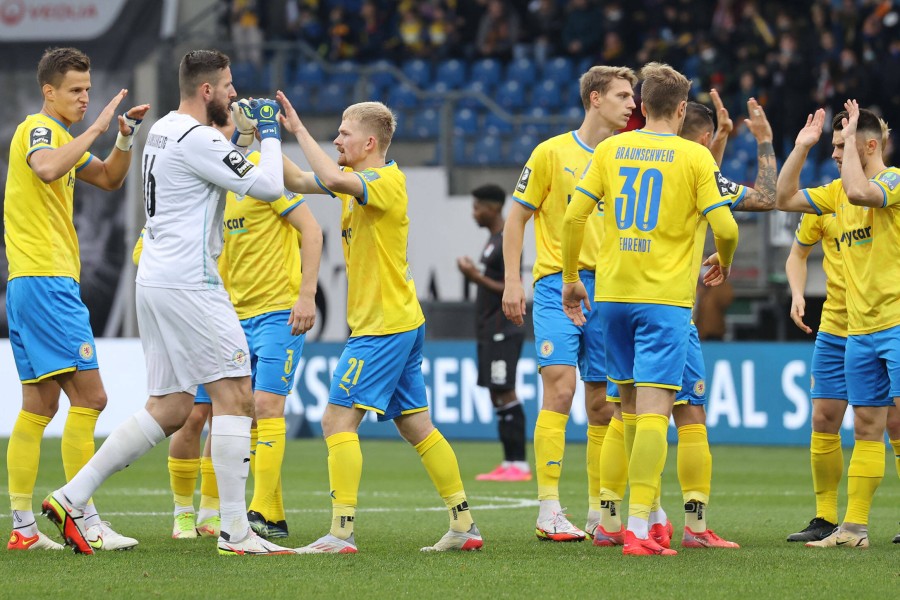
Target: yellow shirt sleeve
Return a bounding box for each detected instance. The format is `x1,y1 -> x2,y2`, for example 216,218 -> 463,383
794,213 -> 823,247
706,204 -> 739,267
872,168 -> 900,207
132,230 -> 144,266
511,144 -> 551,210
562,192 -> 597,283
801,180 -> 839,215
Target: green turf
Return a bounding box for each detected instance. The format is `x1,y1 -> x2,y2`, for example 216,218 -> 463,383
1,437 -> 899,599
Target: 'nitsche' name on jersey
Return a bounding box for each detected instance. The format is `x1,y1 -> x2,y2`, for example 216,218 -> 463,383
614,147 -> 675,163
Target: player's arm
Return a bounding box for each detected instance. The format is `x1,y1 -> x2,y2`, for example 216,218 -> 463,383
733,98 -> 776,212
76,102 -> 151,191
839,99 -> 885,207
776,109 -> 827,213
457,257 -> 504,295
702,204 -> 739,287
501,202 -> 533,326
276,90 -> 364,198
282,154 -> 323,195
283,202 -> 323,335
708,89 -> 732,166
785,239 -> 814,334
560,191 -> 596,326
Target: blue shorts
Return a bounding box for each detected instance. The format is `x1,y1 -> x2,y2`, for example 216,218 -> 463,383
532,271 -> 606,382
600,301 -> 691,390
195,309 -> 304,403
675,324 -> 706,405
810,331 -> 848,401
6,277 -> 99,383
328,324 -> 428,422
845,326 -> 898,407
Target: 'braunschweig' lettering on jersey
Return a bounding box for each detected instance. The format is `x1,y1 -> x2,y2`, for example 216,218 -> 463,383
689,175 -> 746,296
316,162 -> 424,337
4,113 -> 93,281
795,210 -> 847,336
803,169 -> 900,334
136,112 -> 261,291
219,150 -> 305,319
574,130 -> 730,307
512,131 -> 603,281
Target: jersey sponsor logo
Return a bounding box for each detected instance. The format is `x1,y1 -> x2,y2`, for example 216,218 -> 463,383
835,226 -> 873,250
30,126 -> 51,146
878,171 -> 899,191
359,170 -> 381,183
516,166 -> 532,193
79,342 -> 94,360
223,150 -> 253,177
539,339 -> 553,357
715,172 -> 739,196
226,217 -> 247,234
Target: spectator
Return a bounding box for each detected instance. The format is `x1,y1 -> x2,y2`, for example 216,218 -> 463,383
476,0 -> 521,61
231,0 -> 264,67
522,0 -> 562,64
561,0 -> 602,58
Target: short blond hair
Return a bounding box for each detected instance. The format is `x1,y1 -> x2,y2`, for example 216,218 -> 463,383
579,66 -> 638,109
343,101 -> 397,153
640,62 -> 691,118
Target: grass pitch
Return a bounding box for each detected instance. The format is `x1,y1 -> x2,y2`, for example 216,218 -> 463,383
1,437 -> 898,599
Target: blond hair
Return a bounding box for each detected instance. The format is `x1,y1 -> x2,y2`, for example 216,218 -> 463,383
579,65 -> 638,109
639,62 -> 691,118
343,101 -> 397,153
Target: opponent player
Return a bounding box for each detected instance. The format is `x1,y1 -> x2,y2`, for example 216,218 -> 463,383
502,65 -> 638,541
562,63 -> 739,556
776,101 -> 899,548
277,92 -> 482,553
457,184 -> 529,482
42,50 -> 296,556
5,46 -> 148,551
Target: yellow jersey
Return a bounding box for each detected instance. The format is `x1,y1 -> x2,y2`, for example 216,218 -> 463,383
317,161 -> 425,337
571,130 -> 733,307
511,131 -> 603,281
220,150 -> 305,319
4,113 -> 93,281
804,169 -> 900,335
794,211 -> 847,336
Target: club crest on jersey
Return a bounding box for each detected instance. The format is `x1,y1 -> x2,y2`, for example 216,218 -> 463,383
539,340 -> 554,357
516,166 -> 532,193
223,151 -> 253,177
30,126 -> 51,146
694,379 -> 706,397
232,349 -> 248,366
79,342 -> 94,360
878,171 -> 899,191
715,172 -> 738,197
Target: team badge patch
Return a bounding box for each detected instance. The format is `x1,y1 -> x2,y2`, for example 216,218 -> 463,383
223,151 -> 253,177
715,172 -> 739,197
878,171 -> 899,191
539,340 -> 554,357
30,126 -> 52,146
232,349 -> 248,366
79,343 -> 94,360
693,379 -> 706,397
516,166 -> 532,193
359,170 -> 381,183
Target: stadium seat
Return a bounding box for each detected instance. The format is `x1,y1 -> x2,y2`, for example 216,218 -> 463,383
387,84 -> 420,110
231,62 -> 257,91
454,108 -> 480,135
577,56 -> 593,76
458,81 -> 490,109
284,83 -> 311,106
541,56 -> 573,86
329,60 -> 359,86
314,83 -> 349,113
367,59 -> 397,88
484,111 -> 514,135
817,159 -> 839,185
453,137 -> 471,165
471,135 -> 503,166
506,57 -> 536,86
292,61 -> 325,86
393,110 -> 412,139
496,80 -> 526,112
508,133 -> 539,165
799,159 -> 817,188
534,79 -> 563,110
434,59 -> 467,90
412,108 -> 441,139
402,59 -> 431,88
723,156 -> 749,184
521,106 -> 551,136
360,81 -> 387,103
470,58 -> 502,90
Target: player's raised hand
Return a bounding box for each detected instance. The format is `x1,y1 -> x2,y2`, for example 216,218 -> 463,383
562,281 -> 590,327
275,90 -> 303,134
710,89 -> 733,138
790,295 -> 813,334
795,108 -> 826,149
90,89 -> 128,135
289,292 -> 316,335
840,99 -> 860,142
744,98 -> 773,142
502,280 -> 526,326
117,104 -> 150,135
230,99 -> 255,147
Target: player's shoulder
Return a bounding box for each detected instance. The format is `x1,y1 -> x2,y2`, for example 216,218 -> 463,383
361,160 -> 405,184
873,167 -> 900,191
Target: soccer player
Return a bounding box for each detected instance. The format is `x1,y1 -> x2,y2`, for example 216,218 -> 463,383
42,49 -> 296,556
4,47 -> 148,552
276,91 -> 483,553
776,101 -> 899,548
456,184 -> 529,482
562,63 -> 739,556
502,65 -> 638,542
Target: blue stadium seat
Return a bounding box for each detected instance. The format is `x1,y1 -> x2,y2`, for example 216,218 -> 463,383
484,111 -> 514,135
284,84 -> 311,107
508,133 -> 539,165
563,105 -> 583,126
329,60 -> 359,86
723,157 -> 749,184
412,108 -> 441,139
367,59 -> 397,88
470,58 -> 502,90
402,59 -> 431,88
816,159 -> 839,185
799,159 -> 817,188
564,82 -> 582,110
471,136 -> 503,166
521,106 -> 551,136
435,59 -> 467,90
393,110 -> 412,139
454,108 -> 480,135
577,56 -> 593,76
453,137 -> 471,165
314,83 -> 349,113
534,79 -> 562,110
292,61 -> 325,86
496,80 -> 526,112
387,84 -> 419,110
506,57 -> 535,86
541,56 -> 573,86
361,81 -> 387,103
231,62 -> 257,91
459,81 -> 490,109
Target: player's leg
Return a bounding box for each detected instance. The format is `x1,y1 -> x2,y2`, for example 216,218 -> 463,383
196,412 -> 220,537
789,331 -> 848,541
888,402 -> 900,543
594,391 -> 628,546
168,397 -> 211,539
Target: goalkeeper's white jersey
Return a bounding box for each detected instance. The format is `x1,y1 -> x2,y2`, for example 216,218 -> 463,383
136,111 -> 261,290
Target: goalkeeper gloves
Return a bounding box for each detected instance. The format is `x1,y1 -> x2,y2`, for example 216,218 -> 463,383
230,99 -> 255,148
240,98 -> 282,141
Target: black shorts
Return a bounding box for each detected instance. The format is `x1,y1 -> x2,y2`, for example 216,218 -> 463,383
477,334 -> 525,391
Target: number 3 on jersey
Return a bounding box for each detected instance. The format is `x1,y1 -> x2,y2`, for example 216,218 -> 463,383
615,166 -> 662,231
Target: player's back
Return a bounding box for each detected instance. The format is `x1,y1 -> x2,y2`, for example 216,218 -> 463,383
795,209 -> 847,336
581,130 -> 729,307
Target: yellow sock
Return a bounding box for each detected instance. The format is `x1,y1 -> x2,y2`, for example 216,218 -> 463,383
534,410 -> 568,501
168,457 -> 200,509
61,407 -> 100,480
327,432 -> 362,540
586,424 -> 608,512
8,411 -> 51,512
844,440 -> 884,525
889,439 -> 900,482
249,417 -> 286,519
810,432 -> 843,524
599,417 -> 628,532
622,412 -> 637,465
270,476 -> 285,522
628,413 -> 669,521
416,429 -> 473,532
677,424 -> 712,506
249,427 -> 258,476
199,456 -> 219,511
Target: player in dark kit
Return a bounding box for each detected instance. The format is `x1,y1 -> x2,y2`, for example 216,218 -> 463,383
457,184 -> 529,481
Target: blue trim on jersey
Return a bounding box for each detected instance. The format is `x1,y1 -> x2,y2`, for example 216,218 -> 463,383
513,197 -> 537,210
75,154 -> 94,173
730,187 -> 748,209
26,146 -> 52,159
575,185 -> 600,202
571,131 -> 593,153
37,112 -> 71,132
353,172 -> 369,205
634,129 -> 676,137
801,189 -> 822,215
279,197 -> 305,216
794,234 -> 815,247
873,180 -> 888,207
702,199 -> 732,215
314,175 -> 335,197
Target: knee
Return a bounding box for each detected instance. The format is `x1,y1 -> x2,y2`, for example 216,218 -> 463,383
811,411 -> 842,434
586,399 -> 613,425
82,389 -> 108,412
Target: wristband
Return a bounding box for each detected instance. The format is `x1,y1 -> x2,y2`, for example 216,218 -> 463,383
115,113 -> 143,152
